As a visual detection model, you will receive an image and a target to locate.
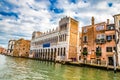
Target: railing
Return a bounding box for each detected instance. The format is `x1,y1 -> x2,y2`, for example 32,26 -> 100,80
96,39 -> 106,44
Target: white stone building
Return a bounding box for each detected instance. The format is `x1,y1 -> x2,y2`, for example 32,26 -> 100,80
113,14 -> 120,66
7,39 -> 16,56
30,17 -> 80,62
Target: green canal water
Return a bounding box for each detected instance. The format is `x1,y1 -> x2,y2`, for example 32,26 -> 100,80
0,55 -> 120,80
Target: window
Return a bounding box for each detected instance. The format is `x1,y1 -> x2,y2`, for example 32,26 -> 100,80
61,48 -> 62,56
82,47 -> 88,55
63,47 -> 66,56
96,25 -> 104,31
96,46 -> 101,52
83,28 -> 87,33
106,35 -> 112,41
118,20 -> 120,26
83,36 -> 87,43
97,34 -> 100,39
106,47 -> 112,52
113,35 -> 115,39
60,23 -> 67,31
83,47 -> 87,51
101,34 -> 105,39
58,48 -> 60,56
97,34 -> 105,39
107,26 -> 114,30
113,47 -> 116,51
65,34 -> 67,41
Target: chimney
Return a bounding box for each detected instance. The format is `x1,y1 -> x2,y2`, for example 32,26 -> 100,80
107,19 -> 109,25
91,16 -> 95,25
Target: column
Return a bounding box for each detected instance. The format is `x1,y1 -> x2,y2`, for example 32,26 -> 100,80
46,49 -> 48,60
50,48 -> 53,61
61,48 -> 62,60
41,49 -> 43,59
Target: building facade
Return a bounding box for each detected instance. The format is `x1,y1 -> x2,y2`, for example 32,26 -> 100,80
7,39 -> 16,56
30,17 -> 80,62
81,17 -> 116,65
13,38 -> 30,57
113,14 -> 120,66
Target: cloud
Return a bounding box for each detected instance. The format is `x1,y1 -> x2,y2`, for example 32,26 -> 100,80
0,0 -> 120,48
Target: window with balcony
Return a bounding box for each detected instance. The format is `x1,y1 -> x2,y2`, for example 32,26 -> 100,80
96,46 -> 101,56
96,34 -> 106,44
82,47 -> 88,55
97,34 -> 105,39
106,47 -> 112,52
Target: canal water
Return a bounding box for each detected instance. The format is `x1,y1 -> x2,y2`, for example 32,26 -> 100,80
0,55 -> 120,80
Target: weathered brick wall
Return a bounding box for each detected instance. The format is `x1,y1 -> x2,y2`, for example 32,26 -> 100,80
13,38 -> 30,57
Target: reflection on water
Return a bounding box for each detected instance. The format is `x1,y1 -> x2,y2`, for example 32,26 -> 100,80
0,55 -> 120,80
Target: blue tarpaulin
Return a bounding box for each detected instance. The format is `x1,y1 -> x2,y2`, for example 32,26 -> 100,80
43,43 -> 50,48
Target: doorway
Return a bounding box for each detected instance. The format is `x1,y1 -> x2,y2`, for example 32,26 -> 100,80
108,57 -> 113,65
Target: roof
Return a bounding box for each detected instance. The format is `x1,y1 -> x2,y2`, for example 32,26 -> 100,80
107,24 -> 115,26
113,14 -> 120,17
82,22 -> 106,28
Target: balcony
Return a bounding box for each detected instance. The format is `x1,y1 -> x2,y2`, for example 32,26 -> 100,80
96,39 -> 106,44
96,51 -> 102,57
83,41 -> 88,43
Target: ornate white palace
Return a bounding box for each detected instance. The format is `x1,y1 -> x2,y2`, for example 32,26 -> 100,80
30,16 -> 80,62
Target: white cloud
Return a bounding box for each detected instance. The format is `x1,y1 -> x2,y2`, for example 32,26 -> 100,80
0,0 -> 120,48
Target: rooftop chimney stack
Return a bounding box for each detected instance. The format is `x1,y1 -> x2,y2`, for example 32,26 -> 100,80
91,16 -> 95,25
107,19 -> 109,25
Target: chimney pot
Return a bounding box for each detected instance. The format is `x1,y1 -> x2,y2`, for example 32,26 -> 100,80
91,16 -> 95,25
107,19 -> 109,25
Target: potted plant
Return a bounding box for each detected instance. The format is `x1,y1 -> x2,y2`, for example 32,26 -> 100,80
96,51 -> 101,64
96,51 -> 101,57
82,51 -> 88,56
82,51 -> 88,64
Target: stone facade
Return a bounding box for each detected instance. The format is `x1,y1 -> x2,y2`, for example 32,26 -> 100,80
30,17 -> 79,62
7,39 -> 16,56
81,17 -> 116,65
113,14 -> 120,66
13,38 -> 30,57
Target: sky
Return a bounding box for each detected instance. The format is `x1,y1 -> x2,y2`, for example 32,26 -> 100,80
0,0 -> 120,48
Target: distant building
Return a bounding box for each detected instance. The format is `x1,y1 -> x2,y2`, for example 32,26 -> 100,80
113,14 -> 120,66
30,17 -> 80,62
13,38 -> 30,57
81,17 -> 116,65
7,39 -> 16,56
0,46 -> 6,54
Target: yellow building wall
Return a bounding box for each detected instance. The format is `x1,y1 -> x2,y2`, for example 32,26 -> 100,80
69,18 -> 78,60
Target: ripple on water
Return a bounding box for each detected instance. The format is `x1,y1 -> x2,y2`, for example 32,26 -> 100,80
1,55 -> 120,80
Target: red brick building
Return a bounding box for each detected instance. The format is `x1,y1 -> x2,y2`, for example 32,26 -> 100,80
81,17 -> 115,65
